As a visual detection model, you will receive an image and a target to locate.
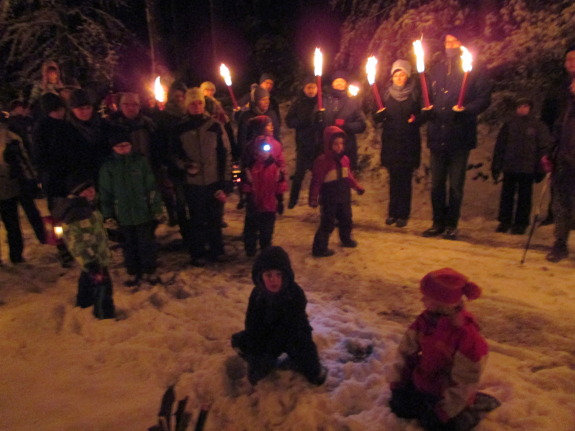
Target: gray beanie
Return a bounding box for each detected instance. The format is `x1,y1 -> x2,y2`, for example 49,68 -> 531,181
391,59 -> 412,77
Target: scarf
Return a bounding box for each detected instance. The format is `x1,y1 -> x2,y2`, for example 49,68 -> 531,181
388,79 -> 415,102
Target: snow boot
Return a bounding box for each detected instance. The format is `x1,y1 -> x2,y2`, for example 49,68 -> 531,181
546,240 -> 568,263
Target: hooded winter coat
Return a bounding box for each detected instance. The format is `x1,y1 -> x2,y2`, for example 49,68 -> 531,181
240,135 -> 287,213
309,126 -> 362,207
29,60 -> 64,105
243,246 -> 313,355
98,152 -> 163,226
285,91 -> 320,163
391,308 -> 488,422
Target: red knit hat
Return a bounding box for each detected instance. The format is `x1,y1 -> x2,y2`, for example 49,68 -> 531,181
420,268 -> 481,305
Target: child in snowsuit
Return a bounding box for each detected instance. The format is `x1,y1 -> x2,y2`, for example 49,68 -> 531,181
389,268 -> 500,431
99,132 -> 164,286
309,126 -> 364,257
240,116 -> 287,257
231,246 -> 327,386
52,177 -> 115,319
492,97 -> 551,234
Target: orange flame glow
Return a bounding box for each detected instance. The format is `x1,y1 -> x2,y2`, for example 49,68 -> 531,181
366,56 -> 378,85
314,48 -> 323,77
413,40 -> 425,73
348,84 -> 359,97
220,64 -> 232,86
461,46 -> 473,73
154,76 -> 166,103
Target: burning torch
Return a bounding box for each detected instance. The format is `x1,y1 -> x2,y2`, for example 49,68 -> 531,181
366,56 -> 384,111
456,46 -> 473,110
348,83 -> 360,97
314,48 -> 323,110
220,64 -> 239,111
154,76 -> 166,110
413,40 -> 432,110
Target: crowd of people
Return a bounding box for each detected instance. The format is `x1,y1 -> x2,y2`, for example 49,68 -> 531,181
0,29 -> 573,430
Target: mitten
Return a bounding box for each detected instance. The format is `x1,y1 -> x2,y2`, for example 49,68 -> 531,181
357,187 -> 365,195
373,108 -> 387,123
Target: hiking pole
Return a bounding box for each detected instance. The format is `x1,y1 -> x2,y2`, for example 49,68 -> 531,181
521,173 -> 551,265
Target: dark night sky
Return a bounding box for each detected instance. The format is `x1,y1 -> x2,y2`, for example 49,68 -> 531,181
115,0 -> 344,98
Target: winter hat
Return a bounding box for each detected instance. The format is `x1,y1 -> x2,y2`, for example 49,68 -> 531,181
67,172 -> 94,196
251,84 -> 270,104
391,59 -> 412,77
68,89 -> 92,108
331,70 -> 349,83
443,26 -> 470,45
184,87 -> 205,107
259,73 -> 275,84
515,97 -> 533,109
108,128 -> 132,148
323,126 -> 346,152
247,115 -> 271,141
302,75 -> 316,86
40,93 -> 65,114
566,45 -> 575,56
420,268 -> 481,305
200,81 -> 216,93
251,246 -> 295,286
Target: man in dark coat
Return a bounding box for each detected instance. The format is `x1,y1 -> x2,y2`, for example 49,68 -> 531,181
231,246 -> 326,386
422,31 -> 491,240
319,71 -> 366,171
543,46 -> 575,263
285,76 -> 319,209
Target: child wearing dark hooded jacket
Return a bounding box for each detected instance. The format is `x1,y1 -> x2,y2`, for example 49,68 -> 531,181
240,116 -> 287,257
231,246 -> 327,386
389,268 -> 500,430
309,126 -> 365,257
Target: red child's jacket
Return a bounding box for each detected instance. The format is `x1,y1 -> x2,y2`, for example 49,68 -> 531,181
241,135 -> 287,212
309,126 -> 362,207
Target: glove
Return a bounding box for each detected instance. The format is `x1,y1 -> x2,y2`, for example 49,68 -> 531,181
335,118 -> 345,127
104,218 -> 118,230
357,187 -> 365,195
276,195 -> 284,215
373,108 -> 387,123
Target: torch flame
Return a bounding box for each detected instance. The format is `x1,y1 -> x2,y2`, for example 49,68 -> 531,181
314,48 -> 323,77
154,76 -> 166,103
220,63 -> 232,86
460,46 -> 473,73
54,225 -> 63,239
366,56 -> 378,85
348,84 -> 359,97
413,40 -> 425,73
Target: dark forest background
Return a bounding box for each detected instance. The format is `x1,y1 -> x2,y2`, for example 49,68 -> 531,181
0,0 -> 574,118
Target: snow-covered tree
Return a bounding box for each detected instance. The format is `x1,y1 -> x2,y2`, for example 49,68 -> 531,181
0,0 -> 131,96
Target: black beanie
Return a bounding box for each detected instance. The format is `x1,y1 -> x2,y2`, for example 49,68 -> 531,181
443,26 -> 470,45
68,89 -> 92,109
566,45 -> 575,57
251,246 -> 295,285
67,172 -> 94,196
259,73 -> 275,84
303,75 -> 316,86
108,129 -> 132,148
40,93 -> 66,114
332,70 -> 349,82
252,84 -> 270,103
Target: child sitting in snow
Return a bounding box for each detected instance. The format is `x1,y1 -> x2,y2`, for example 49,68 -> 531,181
389,268 -> 500,430
99,131 -> 164,286
231,246 -> 327,386
309,126 -> 364,257
240,116 -> 287,257
52,176 -> 115,320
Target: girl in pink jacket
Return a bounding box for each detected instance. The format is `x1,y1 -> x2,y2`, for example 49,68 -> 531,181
240,116 -> 287,256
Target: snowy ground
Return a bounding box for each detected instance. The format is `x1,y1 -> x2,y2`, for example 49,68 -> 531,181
1,116 -> 574,431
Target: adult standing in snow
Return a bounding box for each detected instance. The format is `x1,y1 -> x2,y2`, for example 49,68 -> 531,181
168,88 -> 232,267
285,76 -> 320,209
231,246 -> 327,386
318,71 -> 367,172
374,59 -> 422,228
422,31 -> 491,240
543,46 -> 575,263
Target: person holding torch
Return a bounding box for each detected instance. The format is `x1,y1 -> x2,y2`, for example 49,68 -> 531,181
373,59 -> 423,228
422,29 -> 491,240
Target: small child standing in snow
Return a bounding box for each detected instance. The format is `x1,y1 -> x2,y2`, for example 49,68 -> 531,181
389,268 -> 500,430
231,246 -> 327,386
52,176 -> 115,319
99,132 -> 164,286
309,126 -> 364,257
240,116 -> 287,257
491,97 -> 551,234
